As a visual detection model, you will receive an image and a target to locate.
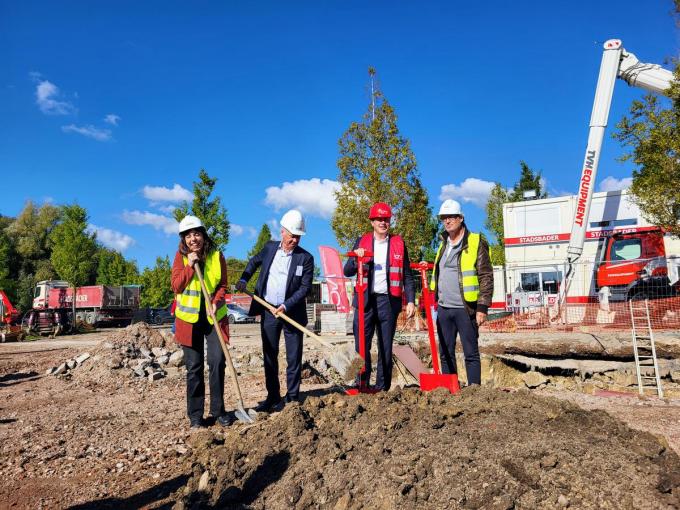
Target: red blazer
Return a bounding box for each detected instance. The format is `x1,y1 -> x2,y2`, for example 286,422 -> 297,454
171,250 -> 229,347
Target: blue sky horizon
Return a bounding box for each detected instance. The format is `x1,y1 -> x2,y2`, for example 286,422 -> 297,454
2,1 -> 677,271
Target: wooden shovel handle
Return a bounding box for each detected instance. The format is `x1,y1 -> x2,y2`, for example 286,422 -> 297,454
242,290 -> 336,350
194,264 -> 246,407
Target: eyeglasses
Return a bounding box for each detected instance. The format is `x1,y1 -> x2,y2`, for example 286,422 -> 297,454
371,218 -> 390,224
440,215 -> 462,221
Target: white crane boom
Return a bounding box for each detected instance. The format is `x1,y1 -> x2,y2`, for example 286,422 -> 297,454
559,39 -> 674,312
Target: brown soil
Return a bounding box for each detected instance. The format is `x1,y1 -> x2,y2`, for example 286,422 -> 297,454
2,324 -> 680,509
176,387 -> 680,509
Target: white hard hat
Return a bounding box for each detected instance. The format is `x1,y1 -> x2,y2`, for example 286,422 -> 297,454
280,209 -> 306,236
438,199 -> 463,217
178,215 -> 204,235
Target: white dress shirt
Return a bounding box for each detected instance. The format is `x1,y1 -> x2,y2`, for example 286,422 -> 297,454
372,236 -> 389,294
265,246 -> 292,306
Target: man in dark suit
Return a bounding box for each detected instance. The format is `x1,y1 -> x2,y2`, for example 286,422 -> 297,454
236,209 -> 314,411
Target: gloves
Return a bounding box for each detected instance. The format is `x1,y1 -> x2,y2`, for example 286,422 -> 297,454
235,280 -> 247,292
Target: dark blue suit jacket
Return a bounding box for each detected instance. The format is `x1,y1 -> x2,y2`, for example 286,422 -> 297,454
239,241 -> 314,325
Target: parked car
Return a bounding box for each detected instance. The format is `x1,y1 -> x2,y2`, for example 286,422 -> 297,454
226,304 -> 256,324
132,306 -> 174,325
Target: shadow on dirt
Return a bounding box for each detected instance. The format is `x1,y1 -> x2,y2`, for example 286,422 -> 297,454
211,450 -> 290,508
0,371 -> 40,387
67,474 -> 189,510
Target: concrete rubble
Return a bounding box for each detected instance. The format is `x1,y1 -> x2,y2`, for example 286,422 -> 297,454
45,323 -> 185,382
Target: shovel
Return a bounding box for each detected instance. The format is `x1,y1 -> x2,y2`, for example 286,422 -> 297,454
242,290 -> 364,382
194,264 -> 256,424
411,262 -> 460,394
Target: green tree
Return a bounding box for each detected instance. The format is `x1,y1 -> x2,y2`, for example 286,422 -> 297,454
96,248 -> 139,285
484,183 -> 510,265
5,202 -> 60,310
49,205 -> 98,324
248,224 -> 272,258
509,161 -> 547,202
140,256 -> 174,307
174,169 -> 230,251
331,68 -> 435,259
0,227 -> 16,300
614,82 -> 680,237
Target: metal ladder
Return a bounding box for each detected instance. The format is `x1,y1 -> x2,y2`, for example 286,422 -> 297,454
629,299 -> 663,398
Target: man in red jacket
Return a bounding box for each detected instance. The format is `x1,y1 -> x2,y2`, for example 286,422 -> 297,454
343,202 -> 416,391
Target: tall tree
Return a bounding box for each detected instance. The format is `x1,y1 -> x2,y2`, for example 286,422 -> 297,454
5,202 -> 60,310
331,68 -> 435,259
174,169 -> 230,251
49,205 -> 98,324
96,247 -> 139,285
484,183 -> 510,265
509,161 -> 547,202
0,227 -> 16,299
248,224 -> 272,258
140,256 -> 174,307
614,79 -> 680,237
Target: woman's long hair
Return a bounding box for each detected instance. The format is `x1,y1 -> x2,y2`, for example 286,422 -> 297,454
178,227 -> 214,263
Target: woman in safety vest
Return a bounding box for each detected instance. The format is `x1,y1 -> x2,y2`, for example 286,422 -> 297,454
171,215 -> 232,429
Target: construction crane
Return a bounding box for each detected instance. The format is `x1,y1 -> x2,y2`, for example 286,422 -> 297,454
558,39 -> 675,313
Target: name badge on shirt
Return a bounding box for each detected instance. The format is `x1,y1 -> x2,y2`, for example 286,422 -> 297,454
295,265 -> 303,276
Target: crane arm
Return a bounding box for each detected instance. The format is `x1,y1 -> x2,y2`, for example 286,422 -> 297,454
558,39 -> 673,314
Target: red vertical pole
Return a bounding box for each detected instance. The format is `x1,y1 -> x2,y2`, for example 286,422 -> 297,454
412,262 -> 441,375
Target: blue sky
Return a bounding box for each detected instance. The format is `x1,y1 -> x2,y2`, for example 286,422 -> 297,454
1,1 -> 677,270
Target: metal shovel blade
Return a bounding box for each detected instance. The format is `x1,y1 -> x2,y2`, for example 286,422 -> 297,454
234,405 -> 256,424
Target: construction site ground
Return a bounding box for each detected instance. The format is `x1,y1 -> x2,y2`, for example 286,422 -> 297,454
1,324 -> 680,509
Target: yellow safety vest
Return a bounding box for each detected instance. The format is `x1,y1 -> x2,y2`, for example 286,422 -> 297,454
430,232 -> 480,302
175,250 -> 228,324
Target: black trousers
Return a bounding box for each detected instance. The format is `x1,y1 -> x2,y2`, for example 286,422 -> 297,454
353,293 -> 402,391
182,316 -> 226,420
260,311 -> 304,401
436,306 -> 481,385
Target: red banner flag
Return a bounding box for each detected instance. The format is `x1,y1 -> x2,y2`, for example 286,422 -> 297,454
318,245 -> 351,313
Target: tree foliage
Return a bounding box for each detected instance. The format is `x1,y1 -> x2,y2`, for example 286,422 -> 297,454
49,205 -> 98,288
509,161 -> 547,202
331,69 -> 435,259
4,202 -> 60,309
96,248 -> 139,285
484,183 -> 510,265
614,76 -> 680,238
248,224 -> 272,259
140,256 -> 174,308
174,169 -> 230,251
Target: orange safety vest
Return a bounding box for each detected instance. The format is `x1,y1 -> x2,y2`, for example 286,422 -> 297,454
358,233 -> 405,297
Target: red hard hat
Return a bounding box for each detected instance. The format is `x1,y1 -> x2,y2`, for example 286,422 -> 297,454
369,202 -> 392,219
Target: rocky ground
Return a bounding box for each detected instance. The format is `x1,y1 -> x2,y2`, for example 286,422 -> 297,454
1,323 -> 679,509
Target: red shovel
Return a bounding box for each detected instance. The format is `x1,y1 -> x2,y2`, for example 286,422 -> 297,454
411,262 -> 460,394
345,250 -> 379,396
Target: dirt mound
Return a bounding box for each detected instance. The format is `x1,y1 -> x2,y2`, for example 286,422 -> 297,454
175,387 -> 680,509
106,322 -> 170,350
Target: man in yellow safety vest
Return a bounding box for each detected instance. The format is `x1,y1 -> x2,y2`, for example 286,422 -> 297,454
430,199 -> 493,385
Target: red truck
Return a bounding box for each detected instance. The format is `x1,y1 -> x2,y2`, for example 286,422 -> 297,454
26,280 -> 140,335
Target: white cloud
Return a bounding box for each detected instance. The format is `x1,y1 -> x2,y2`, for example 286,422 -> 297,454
142,184 -> 193,203
121,210 -> 178,235
88,224 -> 135,252
61,124 -> 112,142
264,178 -> 340,219
232,224 -> 257,238
439,178 -> 496,207
157,204 -> 177,214
35,80 -> 76,115
104,114 -> 121,126
598,176 -> 632,192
